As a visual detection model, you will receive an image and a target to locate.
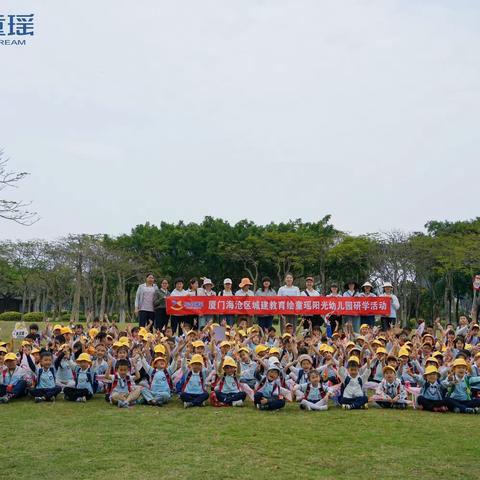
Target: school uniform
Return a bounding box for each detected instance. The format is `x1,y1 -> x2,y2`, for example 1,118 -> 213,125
179,368 -> 210,406
0,366 -> 27,400
54,354 -> 76,387
338,366 -> 371,409
298,382 -> 329,411
64,367 -> 97,401
29,367 -> 62,401
372,378 -> 408,409
141,361 -> 176,405
254,377 -> 285,411
109,373 -> 142,405
239,360 -> 258,389
417,380 -> 449,411
443,374 -> 480,413
214,375 -> 247,405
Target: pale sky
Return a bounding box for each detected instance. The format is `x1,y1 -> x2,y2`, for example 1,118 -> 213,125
1,0 -> 479,240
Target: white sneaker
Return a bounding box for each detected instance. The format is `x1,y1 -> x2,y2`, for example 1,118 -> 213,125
183,402 -> 193,409
232,400 -> 244,407
300,400 -> 312,411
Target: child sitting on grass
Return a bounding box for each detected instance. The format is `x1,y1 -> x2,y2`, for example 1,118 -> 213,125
179,354 -> 210,408
338,355 -> 371,410
105,358 -> 142,408
254,360 -> 285,411
443,358 -> 480,414
140,355 -> 175,406
64,353 -> 98,403
417,366 -> 449,412
370,365 -> 409,409
0,353 -> 27,403
294,369 -> 330,411
213,357 -> 246,407
29,351 -> 62,403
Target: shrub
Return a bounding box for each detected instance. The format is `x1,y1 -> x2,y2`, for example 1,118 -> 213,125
0,311 -> 22,322
22,312 -> 45,323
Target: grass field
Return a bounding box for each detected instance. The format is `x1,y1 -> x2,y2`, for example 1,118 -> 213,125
0,398 -> 478,480
0,321 -> 478,480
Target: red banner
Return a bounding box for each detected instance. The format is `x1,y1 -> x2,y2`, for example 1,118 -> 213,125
166,296 -> 390,316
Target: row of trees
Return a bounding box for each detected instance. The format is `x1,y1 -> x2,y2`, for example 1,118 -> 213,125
1,216 -> 479,325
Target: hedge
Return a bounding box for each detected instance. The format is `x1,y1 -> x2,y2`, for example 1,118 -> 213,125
0,311 -> 22,322
22,312 -> 45,323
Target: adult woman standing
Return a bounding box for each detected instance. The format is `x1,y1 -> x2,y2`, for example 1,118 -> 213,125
326,283 -> 342,333
153,278 -> 170,332
219,278 -> 235,326
134,274 -> 158,328
358,281 -> 377,328
342,281 -> 359,333
255,276 -> 276,332
301,276 -> 321,329
170,278 -> 188,335
186,278 -> 200,330
379,282 -> 400,330
278,273 -> 301,333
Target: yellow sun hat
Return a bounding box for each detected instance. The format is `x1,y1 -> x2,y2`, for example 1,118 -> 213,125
423,365 -> 440,377
76,353 -> 92,364
255,344 -> 268,355
222,357 -> 237,369
189,354 -> 204,366
154,344 -> 166,355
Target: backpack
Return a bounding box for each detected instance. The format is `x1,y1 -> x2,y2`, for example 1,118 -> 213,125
36,367 -> 56,387
340,375 -> 363,397
74,367 -> 98,393
180,370 -> 206,393
150,368 -> 173,392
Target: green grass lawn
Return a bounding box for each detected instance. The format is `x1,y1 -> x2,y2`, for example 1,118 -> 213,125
1,320 -> 478,479
0,393 -> 478,479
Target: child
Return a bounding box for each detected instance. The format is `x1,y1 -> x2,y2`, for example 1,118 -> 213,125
213,357 -> 246,407
294,370 -> 330,411
338,356 -> 371,410
0,353 -> 27,403
443,358 -> 480,414
179,354 -> 210,408
238,347 -> 258,389
371,366 -> 409,409
64,353 -> 98,402
105,358 -> 142,408
29,352 -> 62,402
417,366 -> 449,412
54,344 -> 76,388
254,361 -> 286,411
140,355 -> 175,406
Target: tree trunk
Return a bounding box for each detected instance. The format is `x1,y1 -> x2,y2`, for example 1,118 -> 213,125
99,267 -> 107,321
71,254 -> 83,323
